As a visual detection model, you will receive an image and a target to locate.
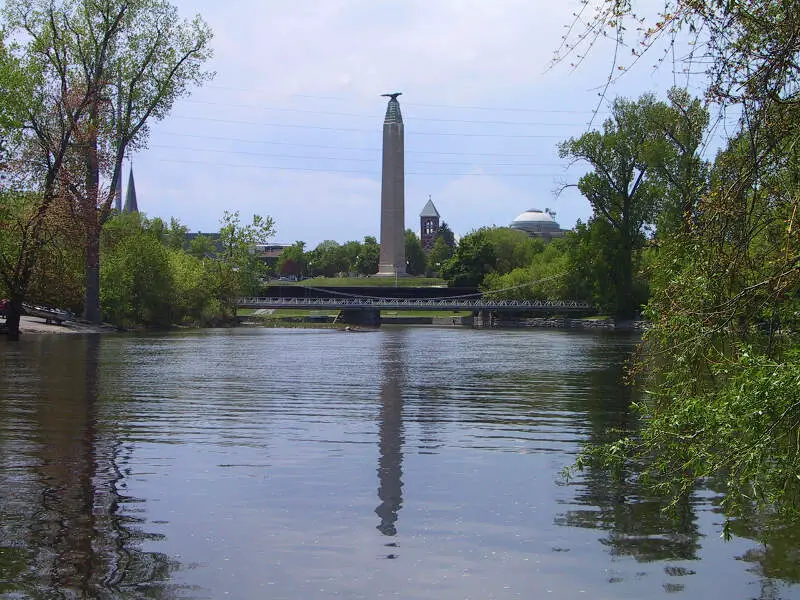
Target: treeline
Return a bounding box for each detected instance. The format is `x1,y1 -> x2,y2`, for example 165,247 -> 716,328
276,223 -> 456,278
0,0 -> 213,339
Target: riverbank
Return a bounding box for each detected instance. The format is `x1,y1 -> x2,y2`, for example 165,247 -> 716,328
10,316 -> 118,335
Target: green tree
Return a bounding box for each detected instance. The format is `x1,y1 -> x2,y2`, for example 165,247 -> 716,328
100,226 -> 173,327
559,2 -> 800,527
5,0 -> 214,324
441,228 -> 496,287
340,240 -> 361,275
276,241 -> 307,278
355,235 -> 379,276
559,94 -> 665,319
427,235 -> 453,275
188,234 -> 216,259
216,210 -> 274,304
483,238 -> 569,301
436,221 -> 456,248
0,27 -> 79,340
309,240 -> 346,278
168,248 -> 219,325
404,229 -> 427,276
482,227 -> 542,275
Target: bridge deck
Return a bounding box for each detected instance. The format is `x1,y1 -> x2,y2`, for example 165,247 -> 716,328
237,297 -> 594,312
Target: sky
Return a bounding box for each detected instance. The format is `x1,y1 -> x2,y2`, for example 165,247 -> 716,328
130,0 -> 710,247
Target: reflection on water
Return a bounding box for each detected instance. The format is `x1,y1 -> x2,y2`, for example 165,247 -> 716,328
375,332 -> 404,537
0,335 -> 182,599
0,328 -> 798,599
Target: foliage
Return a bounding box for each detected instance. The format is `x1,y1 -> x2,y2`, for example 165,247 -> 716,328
482,238 -> 569,301
308,240 -> 347,278
426,234 -> 453,275
558,2 -> 800,527
4,0 -> 214,323
441,226 -> 542,288
217,210 -> 274,301
100,226 -> 174,327
441,228 -> 496,287
354,235 -> 379,276
559,94 -> 669,319
404,229 -> 427,276
436,221 -> 456,248
276,241 -> 307,277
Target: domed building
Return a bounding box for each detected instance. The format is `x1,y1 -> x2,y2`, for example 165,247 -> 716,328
509,208 -> 565,239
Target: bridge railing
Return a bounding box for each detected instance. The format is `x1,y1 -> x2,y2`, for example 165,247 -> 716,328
237,297 -> 595,311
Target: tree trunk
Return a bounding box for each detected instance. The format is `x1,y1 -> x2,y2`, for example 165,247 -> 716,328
83,230 -> 102,324
82,105 -> 102,324
615,232 -> 635,321
4,298 -> 23,341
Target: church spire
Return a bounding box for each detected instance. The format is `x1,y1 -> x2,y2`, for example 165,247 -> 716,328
123,166 -> 138,213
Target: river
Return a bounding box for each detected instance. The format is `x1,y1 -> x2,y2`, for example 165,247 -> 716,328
0,327 -> 798,599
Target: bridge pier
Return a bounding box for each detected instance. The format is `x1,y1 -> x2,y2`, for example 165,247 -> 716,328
473,310 -> 494,328
335,308 -> 381,327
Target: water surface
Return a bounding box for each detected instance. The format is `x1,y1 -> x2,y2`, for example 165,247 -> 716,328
0,327 -> 797,599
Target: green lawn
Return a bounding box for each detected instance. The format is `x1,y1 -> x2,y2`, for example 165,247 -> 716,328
275,276 -> 447,288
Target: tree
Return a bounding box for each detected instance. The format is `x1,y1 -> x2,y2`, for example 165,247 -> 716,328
483,238 -> 570,301
216,210 -> 274,303
436,221 -> 456,249
0,25 -> 82,340
275,241 -> 307,278
404,229 -> 427,276
558,2 -> 800,527
187,234 -> 216,259
100,224 -> 173,327
5,0 -> 214,324
441,228 -> 496,287
355,236 -> 379,276
340,240 -> 361,275
426,235 -> 453,275
309,240 -> 346,278
559,94 -> 664,319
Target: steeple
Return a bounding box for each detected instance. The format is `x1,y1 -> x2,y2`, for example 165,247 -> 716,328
123,167 -> 138,213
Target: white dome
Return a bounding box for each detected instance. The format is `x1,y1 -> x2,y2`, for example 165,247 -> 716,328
512,208 -> 557,224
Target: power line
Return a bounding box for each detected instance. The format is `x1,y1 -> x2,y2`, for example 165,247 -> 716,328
155,131 -> 556,158
149,142 -> 568,167
181,98 -> 599,127
143,156 -> 569,177
169,114 -> 565,138
203,85 -> 609,115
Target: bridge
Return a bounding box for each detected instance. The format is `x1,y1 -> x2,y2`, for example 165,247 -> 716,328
237,296 -> 594,313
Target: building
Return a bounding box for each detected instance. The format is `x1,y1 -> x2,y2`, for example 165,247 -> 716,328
419,197 -> 440,252
509,208 -> 566,239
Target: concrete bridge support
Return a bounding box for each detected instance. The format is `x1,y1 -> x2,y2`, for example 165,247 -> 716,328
336,308 -> 381,327
473,310 -> 494,328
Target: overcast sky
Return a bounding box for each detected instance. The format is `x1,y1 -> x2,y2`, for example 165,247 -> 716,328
131,0 -> 708,247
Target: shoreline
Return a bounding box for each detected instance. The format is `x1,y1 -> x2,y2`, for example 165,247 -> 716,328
8,316 -> 118,335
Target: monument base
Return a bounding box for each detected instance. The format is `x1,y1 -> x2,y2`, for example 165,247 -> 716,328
375,264 -> 408,278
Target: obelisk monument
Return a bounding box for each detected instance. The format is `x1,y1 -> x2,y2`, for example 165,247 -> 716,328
377,92 -> 406,277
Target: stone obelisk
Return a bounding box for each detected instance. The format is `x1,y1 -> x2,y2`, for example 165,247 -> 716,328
377,93 -> 406,277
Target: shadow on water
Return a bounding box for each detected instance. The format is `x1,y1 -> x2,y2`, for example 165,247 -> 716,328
375,330 -> 406,541
0,335 -> 187,599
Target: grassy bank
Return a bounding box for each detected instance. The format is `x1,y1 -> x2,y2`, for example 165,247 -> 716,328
276,276 -> 447,288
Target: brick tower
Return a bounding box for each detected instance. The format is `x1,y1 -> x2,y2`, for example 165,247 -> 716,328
419,196 -> 440,252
